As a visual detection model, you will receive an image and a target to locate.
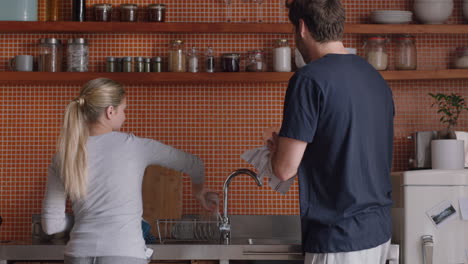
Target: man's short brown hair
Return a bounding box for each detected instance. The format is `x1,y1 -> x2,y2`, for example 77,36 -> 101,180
287,0 -> 345,43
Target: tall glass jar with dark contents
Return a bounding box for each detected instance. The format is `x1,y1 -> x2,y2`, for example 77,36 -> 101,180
120,4 -> 138,22
148,4 -> 166,22
72,0 -> 86,22
38,38 -> 63,72
222,53 -> 240,72
46,0 -> 60,21
94,4 -> 113,22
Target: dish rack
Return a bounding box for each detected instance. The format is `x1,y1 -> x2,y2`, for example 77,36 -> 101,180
156,218 -> 221,244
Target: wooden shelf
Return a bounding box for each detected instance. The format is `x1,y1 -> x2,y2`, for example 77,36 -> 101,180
0,22 -> 467,34
0,70 -> 467,83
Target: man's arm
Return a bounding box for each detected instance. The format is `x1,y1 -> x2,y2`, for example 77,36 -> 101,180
269,133 -> 308,181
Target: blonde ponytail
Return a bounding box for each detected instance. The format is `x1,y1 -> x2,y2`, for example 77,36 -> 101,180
57,78 -> 126,201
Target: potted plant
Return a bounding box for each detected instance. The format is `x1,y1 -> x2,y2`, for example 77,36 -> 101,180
429,92 -> 468,169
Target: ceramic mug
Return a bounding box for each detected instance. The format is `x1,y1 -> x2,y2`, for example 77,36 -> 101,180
10,55 -> 34,72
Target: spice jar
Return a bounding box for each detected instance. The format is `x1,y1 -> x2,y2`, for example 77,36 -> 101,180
72,0 -> 86,22
152,57 -> 163,72
120,4 -> 138,22
122,57 -> 133,72
94,4 -> 112,22
205,47 -> 215,73
46,0 -> 60,21
395,35 -> 417,70
364,36 -> 388,71
116,58 -> 123,72
67,38 -> 88,72
187,47 -> 199,73
455,47 -> 468,69
246,50 -> 267,72
106,57 -> 116,72
222,53 -> 240,72
144,58 -> 151,72
273,39 -> 291,72
168,40 -> 186,72
148,4 -> 166,22
38,38 -> 63,72
134,57 -> 144,72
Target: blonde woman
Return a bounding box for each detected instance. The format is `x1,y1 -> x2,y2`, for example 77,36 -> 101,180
42,78 -> 210,264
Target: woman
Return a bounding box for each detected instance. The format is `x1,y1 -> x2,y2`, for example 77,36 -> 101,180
42,78 -> 211,264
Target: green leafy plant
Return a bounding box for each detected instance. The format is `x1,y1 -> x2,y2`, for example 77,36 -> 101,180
429,92 -> 468,139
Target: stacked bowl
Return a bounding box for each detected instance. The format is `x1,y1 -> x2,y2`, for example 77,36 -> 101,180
370,10 -> 413,24
414,0 -> 453,24
463,0 -> 468,22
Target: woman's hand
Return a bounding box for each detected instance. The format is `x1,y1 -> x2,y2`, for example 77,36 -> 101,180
192,183 -> 219,212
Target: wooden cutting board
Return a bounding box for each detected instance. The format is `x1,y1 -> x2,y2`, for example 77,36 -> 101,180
142,165 -> 183,224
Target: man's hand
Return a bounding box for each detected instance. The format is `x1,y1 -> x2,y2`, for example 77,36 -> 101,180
192,183 -> 218,212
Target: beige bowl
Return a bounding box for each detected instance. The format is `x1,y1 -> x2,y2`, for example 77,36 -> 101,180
414,1 -> 453,24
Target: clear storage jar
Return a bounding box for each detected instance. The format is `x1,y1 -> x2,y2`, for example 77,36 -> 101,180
455,47 -> 468,69
168,40 -> 186,72
395,35 -> 417,70
46,0 -> 60,21
67,38 -> 88,72
148,4 -> 166,22
246,50 -> 267,72
273,39 -> 291,72
364,36 -> 388,71
222,53 -> 240,72
38,38 -> 63,72
94,4 -> 112,22
120,4 -> 138,22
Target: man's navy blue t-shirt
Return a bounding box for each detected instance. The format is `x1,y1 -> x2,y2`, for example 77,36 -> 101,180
279,54 -> 394,253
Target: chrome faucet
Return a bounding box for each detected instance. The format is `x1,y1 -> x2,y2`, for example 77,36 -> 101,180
220,169 -> 263,244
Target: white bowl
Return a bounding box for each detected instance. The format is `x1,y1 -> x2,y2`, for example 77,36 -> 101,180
414,2 -> 453,24
463,3 -> 468,22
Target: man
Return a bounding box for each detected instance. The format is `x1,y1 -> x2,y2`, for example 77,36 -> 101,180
268,0 -> 395,263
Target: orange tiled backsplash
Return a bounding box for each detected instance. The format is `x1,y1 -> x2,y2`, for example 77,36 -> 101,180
1,0 -> 468,241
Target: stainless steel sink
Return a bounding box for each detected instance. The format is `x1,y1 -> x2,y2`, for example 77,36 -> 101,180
230,238 -> 301,245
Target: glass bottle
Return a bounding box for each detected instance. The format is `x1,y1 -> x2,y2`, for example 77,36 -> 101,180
46,0 -> 60,21
94,4 -> 113,22
134,57 -> 144,72
395,35 -> 417,70
187,47 -> 199,73
246,50 -> 267,72
152,57 -> 163,72
205,47 -> 215,73
67,38 -> 88,72
38,38 -> 63,72
148,4 -> 166,22
120,4 -> 138,22
222,53 -> 240,72
168,40 -> 186,72
364,36 -> 388,71
106,57 -> 116,72
122,57 -> 132,72
72,0 -> 86,22
273,39 -> 291,72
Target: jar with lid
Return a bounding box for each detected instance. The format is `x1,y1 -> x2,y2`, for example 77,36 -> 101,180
38,38 -> 63,72
187,47 -> 199,73
246,50 -> 267,72
395,35 -> 417,70
273,39 -> 291,72
364,36 -> 388,71
168,40 -> 186,72
148,4 -> 166,22
205,47 -> 215,73
116,58 -> 123,72
46,0 -> 60,21
144,58 -> 151,72
222,53 -> 240,72
94,4 -> 112,22
455,47 -> 468,69
152,57 -> 163,72
67,38 -> 88,72
106,57 -> 116,72
120,4 -> 138,22
134,57 -> 144,72
122,57 -> 133,72
72,0 -> 86,22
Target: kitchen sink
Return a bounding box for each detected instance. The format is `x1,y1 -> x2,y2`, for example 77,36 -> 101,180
231,238 -> 301,245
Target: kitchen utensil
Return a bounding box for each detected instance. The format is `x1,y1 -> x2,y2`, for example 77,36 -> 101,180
142,165 -> 183,230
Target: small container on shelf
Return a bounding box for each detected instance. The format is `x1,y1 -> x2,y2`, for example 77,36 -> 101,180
46,0 -> 60,21
116,58 -> 123,72
72,0 -> 86,22
122,57 -> 133,72
187,47 -> 199,73
67,38 -> 89,72
106,57 -> 116,72
395,35 -> 417,70
168,40 -> 186,72
454,47 -> 468,69
144,58 -> 151,72
222,53 -> 240,72
205,47 -> 215,73
273,39 -> 291,72
152,57 -> 163,72
364,36 -> 388,71
148,4 -> 166,22
38,38 -> 63,72
246,50 -> 267,72
120,4 -> 138,22
134,57 -> 144,72
94,4 -> 113,22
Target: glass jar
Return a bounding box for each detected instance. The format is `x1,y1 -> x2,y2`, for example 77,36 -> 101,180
46,0 -> 60,21
273,39 -> 291,72
144,58 -> 151,72
148,4 -> 166,22
168,40 -> 186,72
222,53 -> 240,72
187,47 -> 199,73
106,57 -> 116,72
120,4 -> 138,22
455,47 -> 468,69
395,35 -> 417,70
72,0 -> 86,22
122,57 -> 132,72
246,50 -> 267,72
94,4 -> 112,22
134,57 -> 144,72
205,47 -> 215,73
152,57 -> 163,72
38,38 -> 63,72
116,58 -> 123,72
67,38 -> 88,72
364,36 -> 388,71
